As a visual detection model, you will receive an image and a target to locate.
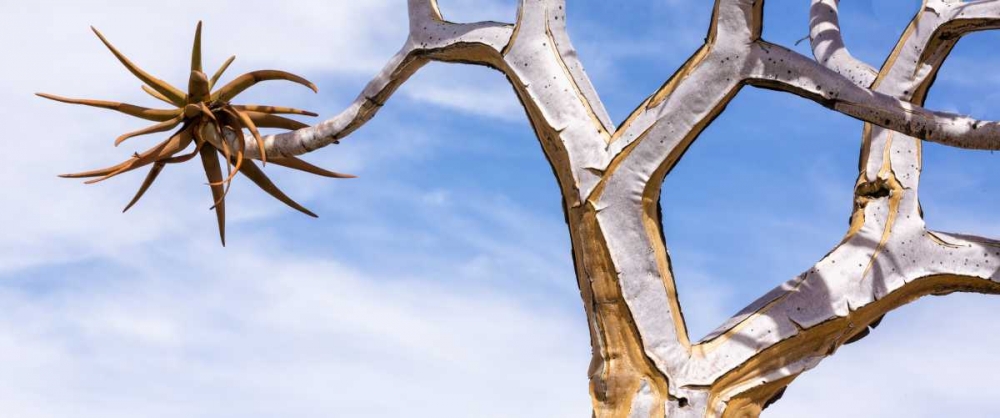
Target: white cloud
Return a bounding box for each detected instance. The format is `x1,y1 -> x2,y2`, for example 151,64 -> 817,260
0,239 -> 591,418
767,294 -> 1000,417
403,71 -> 525,122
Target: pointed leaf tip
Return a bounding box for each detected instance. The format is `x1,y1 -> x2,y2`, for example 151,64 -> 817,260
191,20 -> 203,72
91,25 -> 186,105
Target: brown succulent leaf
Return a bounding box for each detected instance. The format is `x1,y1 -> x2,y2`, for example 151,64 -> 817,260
225,135 -> 246,193
35,93 -> 181,122
244,111 -> 310,130
238,160 -> 317,218
212,70 -> 318,102
190,21 -> 203,73
199,145 -> 226,246
208,132 -> 246,211
231,105 -> 318,117
122,161 -> 166,212
114,114 -> 185,146
212,111 -> 247,186
83,128 -> 192,184
161,141 -> 204,164
60,158 -> 139,179
141,85 -> 176,106
231,108 -> 267,165
91,26 -> 186,106
188,71 -> 211,102
269,156 -> 356,179
209,55 -> 236,90
198,103 -> 220,124
209,140 -> 234,208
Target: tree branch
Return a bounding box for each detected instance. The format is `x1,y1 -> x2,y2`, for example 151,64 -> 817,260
691,217 -> 1000,390
808,0 -> 879,87
244,0 -> 513,160
668,2 -> 1000,411
806,0 -> 1000,92
876,0 -> 1000,101
744,40 -> 1000,151
610,0 -> 764,154
249,0 -> 616,203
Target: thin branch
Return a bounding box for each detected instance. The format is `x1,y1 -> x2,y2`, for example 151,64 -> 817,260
245,1 -> 513,159
252,0 -> 614,203
808,0 -> 879,87
744,41 -> 1000,151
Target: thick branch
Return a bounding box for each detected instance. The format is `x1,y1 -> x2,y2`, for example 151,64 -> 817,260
694,216 -> 1000,390
610,0 -> 764,154
588,1 -> 763,400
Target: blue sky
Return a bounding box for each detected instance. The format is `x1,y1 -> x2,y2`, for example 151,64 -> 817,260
2,0 -> 1000,417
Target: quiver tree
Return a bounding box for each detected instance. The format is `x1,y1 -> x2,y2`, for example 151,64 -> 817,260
40,0 -> 1000,417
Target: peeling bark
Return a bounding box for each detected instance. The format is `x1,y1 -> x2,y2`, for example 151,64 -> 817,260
247,1 -> 1000,416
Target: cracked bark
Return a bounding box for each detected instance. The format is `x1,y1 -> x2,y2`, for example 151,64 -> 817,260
244,0 -> 1000,416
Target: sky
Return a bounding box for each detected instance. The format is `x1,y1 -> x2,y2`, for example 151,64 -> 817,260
1,0 -> 1000,417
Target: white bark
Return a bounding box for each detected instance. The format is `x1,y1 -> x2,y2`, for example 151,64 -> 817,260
244,0 -> 1000,416
808,0 -> 879,87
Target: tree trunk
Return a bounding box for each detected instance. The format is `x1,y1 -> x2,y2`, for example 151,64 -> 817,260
566,202 -> 670,417
566,199 -> 788,417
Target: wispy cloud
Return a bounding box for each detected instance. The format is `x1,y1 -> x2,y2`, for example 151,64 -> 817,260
767,294 -> 1000,417
402,65 -> 525,122
0,238 -> 591,418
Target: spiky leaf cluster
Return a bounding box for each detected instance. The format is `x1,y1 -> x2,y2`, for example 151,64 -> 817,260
38,22 -> 353,245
